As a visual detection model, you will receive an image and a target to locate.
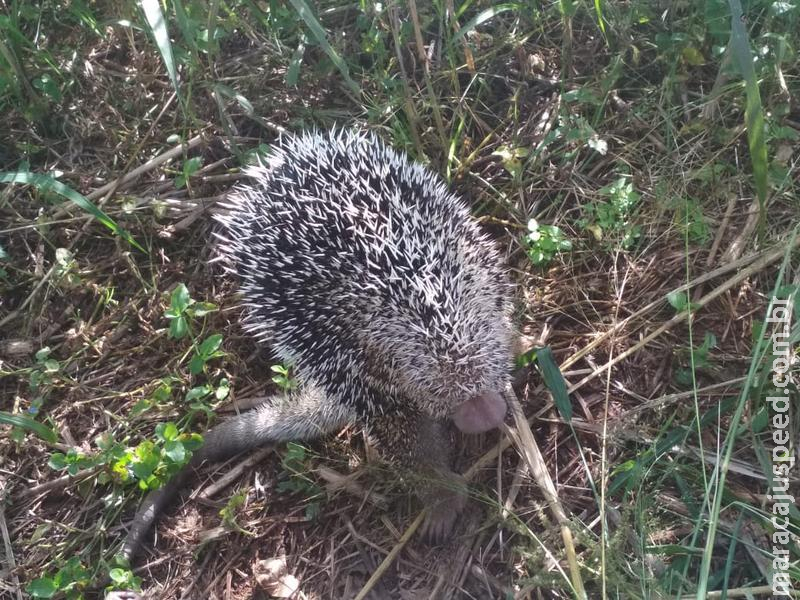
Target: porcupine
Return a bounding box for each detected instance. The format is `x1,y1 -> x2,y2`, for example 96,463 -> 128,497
120,129 -> 514,564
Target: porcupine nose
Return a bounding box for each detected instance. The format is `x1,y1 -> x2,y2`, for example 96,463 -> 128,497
452,390 -> 507,434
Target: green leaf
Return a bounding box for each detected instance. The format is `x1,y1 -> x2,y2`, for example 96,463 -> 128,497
183,156 -> 202,177
140,0 -> 180,95
667,290 -> 688,311
213,84 -> 254,115
0,172 -> 144,251
190,301 -> 217,317
48,453 -> 68,470
32,73 -> 61,102
108,568 -> 129,584
286,34 -> 307,87
189,353 -> 205,374
592,0 -> 606,36
0,411 -> 58,443
164,440 -> 186,463
681,46 -> 705,66
156,422 -> 179,441
170,315 -> 188,339
198,333 -> 223,356
26,577 -> 58,598
185,385 -> 212,402
534,347 -> 572,421
215,378 -> 230,400
170,283 -> 191,313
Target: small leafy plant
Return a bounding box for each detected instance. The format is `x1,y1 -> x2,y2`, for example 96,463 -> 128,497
112,423 -> 202,491
49,424 -> 202,491
48,433 -> 126,481
271,363 -> 298,391
6,347 -> 62,443
107,567 -> 141,596
189,333 -> 225,375
674,331 -> 717,387
579,176 -> 641,250
26,557 -> 90,599
277,442 -> 323,520
219,490 -> 250,533
29,346 -> 60,394
493,144 -> 529,180
174,156 -> 203,189
524,219 -> 572,267
164,283 -> 217,340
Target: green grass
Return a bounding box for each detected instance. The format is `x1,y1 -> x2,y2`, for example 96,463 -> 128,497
1,0 -> 798,598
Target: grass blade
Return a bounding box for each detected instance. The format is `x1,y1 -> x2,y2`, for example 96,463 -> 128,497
286,0 -> 360,97
450,4 -> 517,45
0,171 -> 145,252
593,0 -> 606,36
694,228 -> 798,599
727,0 -> 768,229
535,346 -> 572,421
140,0 -> 180,95
0,411 -> 58,444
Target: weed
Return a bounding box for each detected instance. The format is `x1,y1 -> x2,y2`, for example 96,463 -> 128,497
26,556 -> 91,599
579,175 -> 641,250
164,283 -> 218,341
675,198 -> 711,246
28,346 -> 60,397
107,567 -> 142,596
189,333 -> 225,375
277,442 -> 323,521
524,219 -> 573,267
493,144 -> 529,181
48,423 -> 202,492
271,363 -> 297,391
674,332 -> 717,387
117,422 -> 203,491
173,156 -> 203,190
219,490 -> 250,534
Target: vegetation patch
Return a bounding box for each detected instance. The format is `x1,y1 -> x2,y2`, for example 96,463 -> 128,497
1,0 -> 797,598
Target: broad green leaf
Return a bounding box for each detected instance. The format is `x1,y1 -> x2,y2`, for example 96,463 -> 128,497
164,440 -> 186,462
26,578 -> 57,598
198,333 -> 223,356
156,422 -> 179,441
189,353 -> 205,374
169,315 -> 188,339
170,283 -> 191,313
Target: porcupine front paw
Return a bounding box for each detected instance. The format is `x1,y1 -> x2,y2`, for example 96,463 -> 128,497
418,471 -> 468,543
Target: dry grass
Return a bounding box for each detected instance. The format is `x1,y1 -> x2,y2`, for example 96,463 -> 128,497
1,2 -> 797,599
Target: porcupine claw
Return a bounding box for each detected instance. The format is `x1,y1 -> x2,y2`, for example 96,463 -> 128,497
419,472 -> 468,543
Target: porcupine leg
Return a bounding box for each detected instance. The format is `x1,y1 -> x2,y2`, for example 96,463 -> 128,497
368,407 -> 468,542
120,384 -> 355,562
